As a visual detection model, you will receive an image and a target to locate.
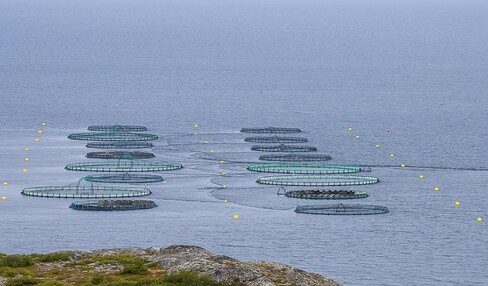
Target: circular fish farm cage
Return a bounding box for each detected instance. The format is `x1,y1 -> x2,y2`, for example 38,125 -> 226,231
259,153 -> 332,162
68,132 -> 158,142
87,125 -> 148,132
295,204 -> 389,215
65,161 -> 183,172
278,188 -> 368,200
84,173 -> 164,184
244,136 -> 308,143
248,163 -> 368,174
240,127 -> 302,134
70,200 -> 157,211
257,175 -> 379,186
86,151 -> 155,159
21,186 -> 151,198
86,141 -> 154,149
251,144 -> 317,153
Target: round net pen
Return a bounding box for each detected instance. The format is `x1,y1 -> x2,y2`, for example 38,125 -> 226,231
65,161 -> 183,172
244,136 -> 308,143
257,174 -> 379,186
295,203 -> 389,215
248,163 -> 369,174
84,173 -> 164,184
277,187 -> 368,199
240,127 -> 302,134
86,142 -> 154,149
259,153 -> 332,162
70,200 -> 157,211
21,186 -> 151,198
251,144 -> 317,153
68,132 -> 158,142
86,151 -> 155,159
88,125 -> 148,132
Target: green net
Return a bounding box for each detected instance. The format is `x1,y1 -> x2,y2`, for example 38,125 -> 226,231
248,163 -> 367,174
70,200 -> 157,211
21,186 -> 151,198
65,161 -> 183,172
251,144 -> 317,152
295,203 -> 389,215
277,188 -> 368,200
86,142 -> 154,149
84,173 -> 164,183
244,136 -> 308,143
257,174 -> 379,186
68,132 -> 158,141
86,151 -> 155,159
259,153 -> 332,162
240,127 -> 302,134
87,125 -> 148,132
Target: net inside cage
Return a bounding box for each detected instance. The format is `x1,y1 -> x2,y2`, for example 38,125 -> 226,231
70,199 -> 157,211
259,153 -> 332,162
86,141 -> 154,149
247,163 -> 368,174
295,203 -> 389,215
87,125 -> 148,132
251,144 -> 317,152
65,161 -> 183,172
68,132 -> 158,142
244,136 -> 309,143
86,151 -> 155,159
257,174 -> 380,186
84,173 -> 164,183
21,185 -> 151,198
240,127 -> 302,134
278,188 -> 368,199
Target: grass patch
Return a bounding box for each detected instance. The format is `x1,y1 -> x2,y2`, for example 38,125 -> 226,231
0,255 -> 34,268
35,252 -> 72,263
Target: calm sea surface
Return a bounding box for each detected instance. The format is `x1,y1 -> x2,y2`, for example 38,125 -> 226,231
1,1 -> 487,285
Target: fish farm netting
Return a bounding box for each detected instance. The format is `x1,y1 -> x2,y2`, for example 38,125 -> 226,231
21,186 -> 151,198
257,174 -> 380,186
295,204 -> 389,215
84,173 -> 164,184
65,161 -> 183,172
251,144 -> 317,152
86,141 -> 154,149
70,200 -> 157,211
87,125 -> 148,132
68,132 -> 158,141
248,163 -> 369,174
278,188 -> 368,200
244,136 -> 308,143
240,127 -> 302,134
259,153 -> 332,162
86,151 -> 155,159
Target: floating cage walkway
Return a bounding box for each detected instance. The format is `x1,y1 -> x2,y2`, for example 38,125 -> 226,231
277,187 -> 368,200
241,127 -> 302,134
259,153 -> 332,162
70,200 -> 157,211
248,163 -> 369,174
68,132 -> 158,142
21,186 -> 151,198
251,144 -> 317,153
65,161 -> 183,172
88,125 -> 148,132
86,141 -> 154,149
86,151 -> 155,159
257,174 -> 379,186
84,173 -> 164,184
244,136 -> 308,143
295,204 -> 389,215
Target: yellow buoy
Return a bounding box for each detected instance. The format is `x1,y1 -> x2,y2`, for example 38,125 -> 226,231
418,175 -> 424,180
219,160 -> 225,164
355,135 -> 360,138
222,184 -> 227,189
24,147 -> 30,151
34,138 -> 40,143
2,182 -> 8,186
221,172 -> 227,176
434,186 -> 439,192
454,201 -> 460,207
347,127 -> 353,131
194,132 -> 198,135
204,140 -> 209,144
233,214 -> 239,220
224,199 -> 228,203
194,124 -> 199,128
24,157 -> 30,162
210,150 -> 215,153
375,144 -> 380,148
22,168 -> 28,174
476,217 -> 483,223
37,129 -> 43,134
1,196 -> 7,200
400,163 -> 406,168
41,123 -> 47,126
389,153 -> 395,158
